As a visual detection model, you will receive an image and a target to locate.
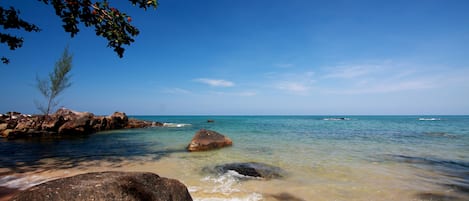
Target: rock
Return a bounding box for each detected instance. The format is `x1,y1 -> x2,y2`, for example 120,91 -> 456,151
10,171 -> 193,201
126,118 -> 159,128
90,116 -> 108,131
0,186 -> 20,201
0,129 -> 13,138
41,116 -> 65,132
206,162 -> 286,179
108,112 -> 129,129
0,123 -> 7,131
207,119 -> 215,123
187,129 -> 232,152
58,112 -> 94,135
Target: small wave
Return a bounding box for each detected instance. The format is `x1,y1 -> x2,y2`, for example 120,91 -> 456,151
0,175 -> 52,190
418,118 -> 441,121
323,117 -> 350,121
191,171 -> 263,201
193,193 -> 263,201
162,123 -> 192,127
200,170 -> 244,195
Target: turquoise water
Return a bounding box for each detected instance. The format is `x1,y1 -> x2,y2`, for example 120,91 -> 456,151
1,116 -> 469,200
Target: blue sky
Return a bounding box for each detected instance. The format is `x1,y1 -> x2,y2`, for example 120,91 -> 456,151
1,0 -> 469,115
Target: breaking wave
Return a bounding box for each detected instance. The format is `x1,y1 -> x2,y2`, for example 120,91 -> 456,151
190,170 -> 263,201
0,174 -> 54,190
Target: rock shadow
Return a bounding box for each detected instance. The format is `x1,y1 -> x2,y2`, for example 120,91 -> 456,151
0,134 -> 186,174
268,192 -> 305,201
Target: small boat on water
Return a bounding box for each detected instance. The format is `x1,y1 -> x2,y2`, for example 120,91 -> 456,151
418,118 -> 441,121
323,117 -> 350,121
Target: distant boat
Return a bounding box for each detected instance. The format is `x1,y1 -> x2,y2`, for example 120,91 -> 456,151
418,118 -> 441,121
162,123 -> 192,127
323,117 -> 350,121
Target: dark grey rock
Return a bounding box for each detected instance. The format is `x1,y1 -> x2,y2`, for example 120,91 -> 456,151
206,162 -> 286,179
10,171 -> 193,201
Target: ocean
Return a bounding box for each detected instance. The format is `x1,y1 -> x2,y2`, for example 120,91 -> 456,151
1,115 -> 469,201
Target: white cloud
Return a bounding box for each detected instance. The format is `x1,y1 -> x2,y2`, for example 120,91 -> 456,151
195,78 -> 235,87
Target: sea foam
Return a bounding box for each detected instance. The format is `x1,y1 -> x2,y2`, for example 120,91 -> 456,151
0,174 -> 53,190
191,170 -> 263,201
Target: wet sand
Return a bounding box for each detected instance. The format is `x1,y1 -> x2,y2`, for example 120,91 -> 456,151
1,154 -> 466,201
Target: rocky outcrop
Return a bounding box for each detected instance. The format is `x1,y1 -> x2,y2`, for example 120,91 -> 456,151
187,129 -> 232,152
10,171 -> 193,201
205,162 -> 286,179
0,108 -> 160,139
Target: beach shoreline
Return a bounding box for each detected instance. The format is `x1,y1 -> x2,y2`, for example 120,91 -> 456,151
1,115 -> 468,200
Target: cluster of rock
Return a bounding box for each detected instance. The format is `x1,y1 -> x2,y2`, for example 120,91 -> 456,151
10,171 -> 193,201
0,108 -> 162,139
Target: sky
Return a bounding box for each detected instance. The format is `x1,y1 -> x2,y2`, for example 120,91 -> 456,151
1,0 -> 469,115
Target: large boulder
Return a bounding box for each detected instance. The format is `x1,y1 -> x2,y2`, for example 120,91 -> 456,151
10,171 -> 193,201
205,162 -> 286,179
187,129 -> 233,152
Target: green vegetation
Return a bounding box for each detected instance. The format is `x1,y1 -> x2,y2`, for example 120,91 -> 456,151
36,47 -> 73,118
0,0 -> 158,64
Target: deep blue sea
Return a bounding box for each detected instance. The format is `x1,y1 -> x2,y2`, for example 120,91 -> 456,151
1,116 -> 469,201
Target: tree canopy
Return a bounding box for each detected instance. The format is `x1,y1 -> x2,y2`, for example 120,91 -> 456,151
0,0 -> 158,64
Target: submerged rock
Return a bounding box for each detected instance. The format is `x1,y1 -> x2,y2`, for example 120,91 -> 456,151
269,192 -> 305,201
206,162 -> 286,179
10,171 -> 193,201
187,129 -> 232,152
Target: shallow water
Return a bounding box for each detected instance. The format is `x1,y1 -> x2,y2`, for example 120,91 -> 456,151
1,116 -> 469,200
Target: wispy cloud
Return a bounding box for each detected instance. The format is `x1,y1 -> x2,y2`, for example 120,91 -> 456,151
210,91 -> 257,97
194,78 -> 235,87
324,80 -> 435,94
317,61 -> 468,94
269,71 -> 315,95
162,88 -> 191,94
323,64 -> 381,79
275,63 -> 295,68
276,82 -> 311,93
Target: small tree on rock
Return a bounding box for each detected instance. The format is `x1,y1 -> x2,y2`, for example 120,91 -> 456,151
36,47 -> 73,119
